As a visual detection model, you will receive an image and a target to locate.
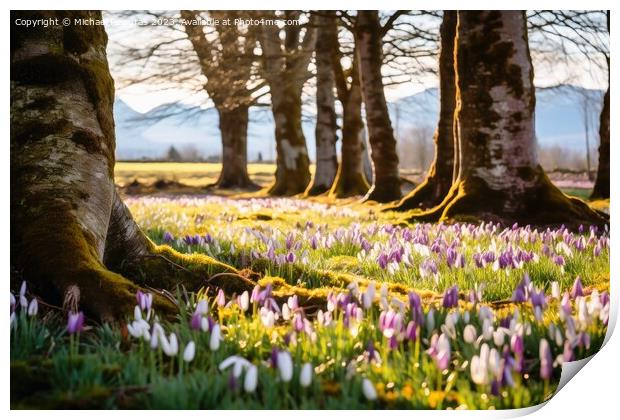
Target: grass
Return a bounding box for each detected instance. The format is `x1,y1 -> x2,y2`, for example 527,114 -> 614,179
10,194 -> 610,409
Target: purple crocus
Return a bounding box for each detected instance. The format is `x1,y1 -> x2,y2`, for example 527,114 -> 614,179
570,276 -> 584,298
67,311 -> 85,335
190,311 -> 202,331
408,291 -> 423,324
427,333 -> 451,370
162,231 -> 174,243
136,290 -> 152,312
442,285 -> 458,308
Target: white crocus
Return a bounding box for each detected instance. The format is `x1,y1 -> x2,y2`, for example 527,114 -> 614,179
282,303 -> 291,321
210,324 -> 222,351
463,324 -> 477,344
551,282 -> 561,300
195,299 -> 208,315
277,351 -> 293,382
300,362 -> 313,387
239,291 -> 249,312
183,341 -> 195,362
260,307 -> 275,328
244,364 -> 258,392
27,298 -> 38,316
362,378 -> 377,401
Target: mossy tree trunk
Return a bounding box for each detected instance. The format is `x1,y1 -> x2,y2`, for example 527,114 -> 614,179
258,11 -> 315,196
11,11 -> 246,321
307,12 -> 339,196
393,11 -> 458,211
182,10 -> 258,190
355,10 -> 402,203
408,11 -> 606,228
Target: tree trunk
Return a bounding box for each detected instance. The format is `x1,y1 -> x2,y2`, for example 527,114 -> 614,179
182,10 -> 257,191
10,11 -> 249,321
393,11 -> 457,211
267,83 -> 312,196
408,11 -> 606,228
355,11 -> 402,202
307,12 -> 339,196
213,105 -> 259,190
258,11 -> 315,196
591,85 -> 609,199
330,76 -> 370,198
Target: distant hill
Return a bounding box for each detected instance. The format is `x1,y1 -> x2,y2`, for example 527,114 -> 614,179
114,84 -> 603,161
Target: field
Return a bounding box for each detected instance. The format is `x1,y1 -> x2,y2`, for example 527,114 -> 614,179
10,164 -> 610,409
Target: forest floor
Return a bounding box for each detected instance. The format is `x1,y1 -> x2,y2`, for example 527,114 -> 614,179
10,165 -> 610,409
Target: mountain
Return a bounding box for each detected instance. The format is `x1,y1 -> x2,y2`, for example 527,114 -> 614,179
114,84 -> 604,160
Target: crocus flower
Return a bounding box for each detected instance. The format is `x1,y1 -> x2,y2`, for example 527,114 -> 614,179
183,341 -> 195,362
210,324 -> 221,351
443,286 -> 458,308
362,378 -> 377,401
190,312 -> 203,331
551,282 -> 561,300
539,339 -> 553,380
428,333 -> 451,370
27,298 -> 38,317
571,277 -> 584,299
163,231 -> 174,242
162,333 -> 178,356
277,351 -> 293,382
67,311 -> 85,335
239,291 -> 249,312
463,324 -> 477,344
300,362 -> 313,387
136,290 -> 153,312
244,364 -> 258,393
216,289 -> 226,307
19,281 -> 28,308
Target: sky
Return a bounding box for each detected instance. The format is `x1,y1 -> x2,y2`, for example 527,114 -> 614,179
103,11 -> 609,114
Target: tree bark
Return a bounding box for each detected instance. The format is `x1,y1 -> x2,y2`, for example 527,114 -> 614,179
591,12 -> 610,200
408,11 -> 606,228
393,11 -> 458,211
591,85 -> 609,199
258,11 -> 315,196
11,11 -> 248,321
214,105 -> 259,190
329,37 -> 370,198
306,12 -> 339,196
355,11 -> 402,202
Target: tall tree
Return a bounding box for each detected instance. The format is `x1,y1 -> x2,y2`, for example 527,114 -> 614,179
181,10 -> 259,190
591,11 -> 610,199
355,10 -> 402,202
112,11 -> 263,190
257,11 -> 316,196
392,11 -> 457,210
328,20 -> 371,198
306,11 -> 339,196
10,11 -> 252,321
409,11 -> 605,227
